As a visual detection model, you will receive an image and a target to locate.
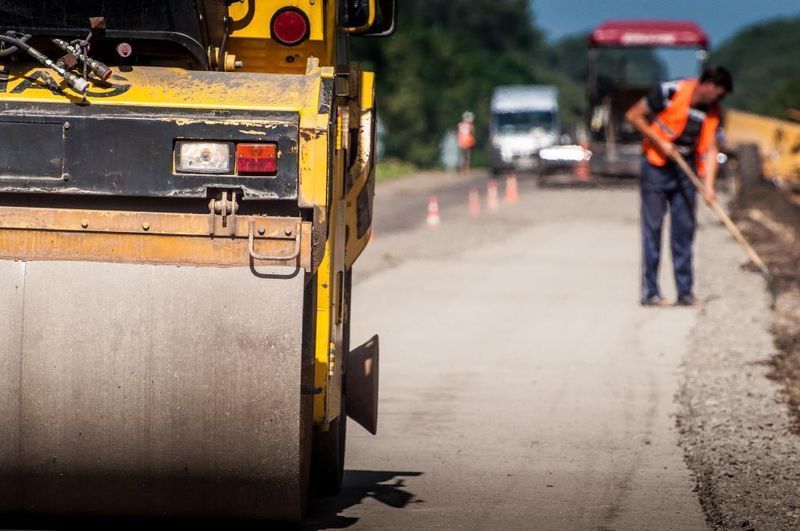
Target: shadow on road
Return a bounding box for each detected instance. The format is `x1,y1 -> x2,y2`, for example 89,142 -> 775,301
304,470 -> 423,530
0,471 -> 422,531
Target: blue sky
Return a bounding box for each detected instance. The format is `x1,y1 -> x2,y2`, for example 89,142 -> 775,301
533,0 -> 800,47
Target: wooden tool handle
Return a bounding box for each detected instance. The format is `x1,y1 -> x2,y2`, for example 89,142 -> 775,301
674,154 -> 772,279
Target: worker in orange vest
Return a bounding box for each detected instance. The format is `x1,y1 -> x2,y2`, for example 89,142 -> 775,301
457,111 -> 476,174
625,66 -> 733,307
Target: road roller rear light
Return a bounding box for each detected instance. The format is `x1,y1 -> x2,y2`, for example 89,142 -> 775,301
237,143 -> 278,175
271,8 -> 310,46
175,141 -> 233,174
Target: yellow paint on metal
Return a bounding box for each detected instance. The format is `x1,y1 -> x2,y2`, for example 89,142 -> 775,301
229,1 -> 325,41
298,108 -> 334,208
0,65 -> 323,114
346,70 -> 376,267
227,0 -> 336,74
312,207 -> 347,425
313,117 -> 348,425
726,109 -> 800,183
313,245 -> 335,423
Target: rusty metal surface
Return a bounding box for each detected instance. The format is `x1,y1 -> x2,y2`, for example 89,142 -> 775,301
0,205 -> 298,238
0,207 -> 313,271
0,261 -> 311,522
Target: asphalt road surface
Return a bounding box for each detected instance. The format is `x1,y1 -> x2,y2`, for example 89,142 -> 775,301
307,172 -> 709,530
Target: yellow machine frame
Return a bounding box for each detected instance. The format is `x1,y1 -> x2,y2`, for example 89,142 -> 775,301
725,109 -> 800,184
0,0 -> 379,431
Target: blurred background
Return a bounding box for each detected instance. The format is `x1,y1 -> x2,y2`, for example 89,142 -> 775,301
351,0 -> 800,174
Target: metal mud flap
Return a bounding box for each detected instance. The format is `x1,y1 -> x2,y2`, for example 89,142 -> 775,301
346,335 -> 379,435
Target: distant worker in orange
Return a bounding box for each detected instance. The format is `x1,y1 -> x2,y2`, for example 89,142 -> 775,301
457,111 -> 476,174
625,66 -> 733,307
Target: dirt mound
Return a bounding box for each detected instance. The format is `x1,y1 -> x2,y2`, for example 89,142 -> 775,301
733,181 -> 800,429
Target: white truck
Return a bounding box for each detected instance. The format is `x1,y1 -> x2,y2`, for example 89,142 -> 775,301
490,85 -> 560,176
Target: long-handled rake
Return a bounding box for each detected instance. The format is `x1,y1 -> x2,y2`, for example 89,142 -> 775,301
674,153 -> 772,282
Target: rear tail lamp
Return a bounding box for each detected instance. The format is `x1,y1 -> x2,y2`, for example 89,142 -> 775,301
176,142 -> 233,174
237,143 -> 278,175
271,8 -> 310,46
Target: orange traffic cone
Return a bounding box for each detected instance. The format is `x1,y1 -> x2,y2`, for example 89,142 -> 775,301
426,196 -> 441,227
505,173 -> 519,204
573,143 -> 591,183
487,180 -> 499,213
468,187 -> 481,217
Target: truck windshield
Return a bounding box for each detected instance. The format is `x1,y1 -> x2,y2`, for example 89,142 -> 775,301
594,49 -> 666,88
495,111 -> 556,134
593,48 -> 702,89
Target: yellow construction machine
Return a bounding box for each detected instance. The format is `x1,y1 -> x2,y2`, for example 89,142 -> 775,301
0,0 -> 394,524
724,109 -> 800,186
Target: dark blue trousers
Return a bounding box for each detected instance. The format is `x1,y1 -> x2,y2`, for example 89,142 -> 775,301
640,158 -> 697,301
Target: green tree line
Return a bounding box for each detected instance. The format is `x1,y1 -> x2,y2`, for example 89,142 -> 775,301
355,3 -> 799,168
711,15 -> 800,119
352,0 -> 572,167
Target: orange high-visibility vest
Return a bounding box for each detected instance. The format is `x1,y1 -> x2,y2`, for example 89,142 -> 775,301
643,78 -> 720,176
457,121 -> 476,149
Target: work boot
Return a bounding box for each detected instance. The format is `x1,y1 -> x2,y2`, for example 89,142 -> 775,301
676,294 -> 701,307
641,295 -> 669,307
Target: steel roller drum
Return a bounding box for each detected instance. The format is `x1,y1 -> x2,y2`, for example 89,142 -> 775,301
0,260 -> 311,523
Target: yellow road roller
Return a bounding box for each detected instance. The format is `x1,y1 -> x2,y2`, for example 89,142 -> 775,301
0,0 -> 393,524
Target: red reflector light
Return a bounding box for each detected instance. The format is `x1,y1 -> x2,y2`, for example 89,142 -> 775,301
237,143 -> 278,175
271,8 -> 310,47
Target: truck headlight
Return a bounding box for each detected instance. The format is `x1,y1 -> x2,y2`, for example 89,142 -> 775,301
175,142 -> 233,174
539,145 -> 591,162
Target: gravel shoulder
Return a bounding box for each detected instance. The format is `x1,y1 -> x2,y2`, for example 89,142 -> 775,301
734,184 -> 800,427
678,193 -> 800,530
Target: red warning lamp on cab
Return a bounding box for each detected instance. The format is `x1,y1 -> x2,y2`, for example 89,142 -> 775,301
271,8 -> 310,46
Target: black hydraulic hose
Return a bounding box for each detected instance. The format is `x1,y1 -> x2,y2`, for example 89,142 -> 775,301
217,9 -> 231,72
0,34 -> 89,93
217,29 -> 228,71
0,31 -> 30,57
